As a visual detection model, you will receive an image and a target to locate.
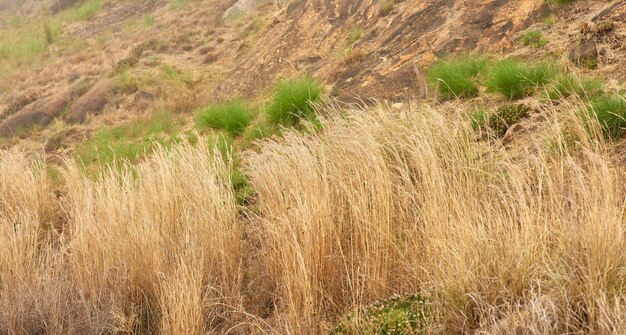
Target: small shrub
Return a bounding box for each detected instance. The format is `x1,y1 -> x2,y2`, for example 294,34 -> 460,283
195,100 -> 252,135
426,56 -> 487,99
378,0 -> 395,15
489,104 -> 530,137
266,77 -> 323,126
586,94 -> 626,139
486,59 -> 555,100
330,295 -> 428,335
347,26 -> 363,48
522,31 -> 548,48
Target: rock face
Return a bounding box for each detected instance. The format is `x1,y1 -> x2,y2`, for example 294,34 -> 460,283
65,79 -> 116,124
215,0 -> 545,101
0,92 -> 71,137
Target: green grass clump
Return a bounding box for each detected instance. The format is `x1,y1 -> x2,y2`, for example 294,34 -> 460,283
486,59 -> 555,100
586,94 -> 626,139
195,100 -> 252,135
330,295 -> 428,335
266,77 -> 323,126
546,74 -> 603,100
489,104 -> 530,137
427,56 -> 487,99
75,111 -> 183,168
522,31 -> 548,48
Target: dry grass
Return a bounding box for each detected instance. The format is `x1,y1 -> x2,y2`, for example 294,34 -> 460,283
0,100 -> 625,334
246,101 -> 626,333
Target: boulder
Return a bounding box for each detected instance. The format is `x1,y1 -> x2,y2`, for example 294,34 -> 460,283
0,92 -> 71,138
568,39 -> 598,69
65,79 -> 115,124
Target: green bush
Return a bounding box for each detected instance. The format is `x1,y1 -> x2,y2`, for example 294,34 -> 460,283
586,94 -> 626,139
330,295 -> 428,335
489,104 -> 530,137
427,56 -> 487,99
486,59 -> 555,100
195,100 -> 252,135
266,77 -> 323,126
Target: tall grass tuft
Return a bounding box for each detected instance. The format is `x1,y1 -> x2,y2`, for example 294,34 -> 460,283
427,56 -> 487,99
586,94 -> 626,139
195,100 -> 252,135
486,59 -> 555,100
266,77 -> 322,126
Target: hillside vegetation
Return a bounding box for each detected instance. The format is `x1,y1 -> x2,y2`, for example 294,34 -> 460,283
0,0 -> 626,334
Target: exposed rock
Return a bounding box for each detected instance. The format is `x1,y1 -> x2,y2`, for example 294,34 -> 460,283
65,79 -> 116,124
568,39 -> 598,69
0,92 -> 71,138
216,0 -> 546,101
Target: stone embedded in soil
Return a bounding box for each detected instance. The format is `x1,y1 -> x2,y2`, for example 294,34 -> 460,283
65,79 -> 116,124
568,39 -> 599,69
0,92 -> 71,138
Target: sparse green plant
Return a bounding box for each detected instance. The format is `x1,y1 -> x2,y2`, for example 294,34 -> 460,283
170,0 -> 190,9
43,22 -> 58,45
542,14 -> 557,25
347,26 -> 363,48
243,120 -> 277,144
522,31 -> 548,48
489,104 -> 530,137
378,0 -> 395,15
195,100 -> 253,135
65,0 -> 102,21
75,111 -> 183,168
266,77 -> 323,126
143,14 -> 155,28
330,295 -> 428,335
207,134 -> 254,205
426,56 -> 487,99
469,108 -> 489,130
486,59 -> 555,100
585,94 -> 626,139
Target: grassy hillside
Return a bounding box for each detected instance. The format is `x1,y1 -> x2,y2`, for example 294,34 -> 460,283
0,0 -> 625,334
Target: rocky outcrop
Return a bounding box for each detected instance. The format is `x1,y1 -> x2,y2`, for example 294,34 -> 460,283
0,92 -> 71,137
65,79 -> 116,124
215,0 -> 546,101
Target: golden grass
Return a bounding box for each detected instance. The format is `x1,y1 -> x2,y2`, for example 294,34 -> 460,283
0,100 -> 625,334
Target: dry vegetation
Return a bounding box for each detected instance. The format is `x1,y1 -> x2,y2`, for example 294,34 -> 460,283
1,97 -> 625,334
